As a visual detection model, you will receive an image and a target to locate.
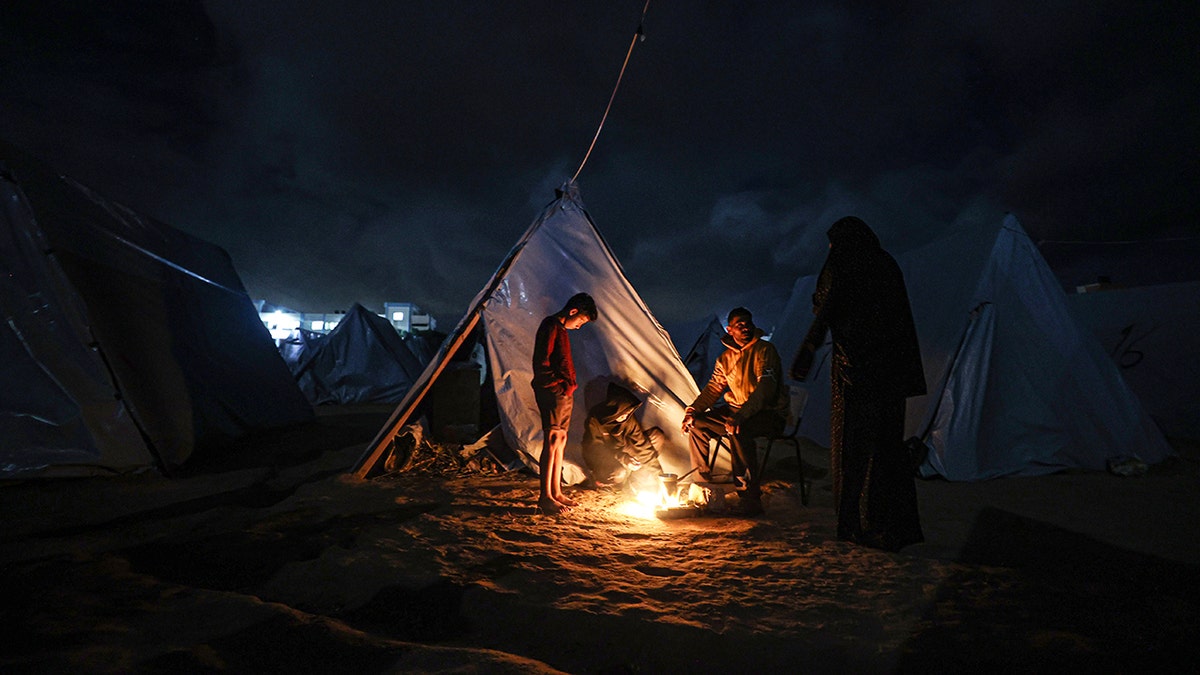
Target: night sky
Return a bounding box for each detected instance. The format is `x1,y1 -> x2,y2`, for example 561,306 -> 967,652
3,1 -> 1197,329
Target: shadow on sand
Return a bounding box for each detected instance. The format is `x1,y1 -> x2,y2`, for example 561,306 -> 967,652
896,506 -> 1200,671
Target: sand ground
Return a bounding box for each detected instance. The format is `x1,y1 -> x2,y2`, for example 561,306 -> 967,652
3,404 -> 1198,673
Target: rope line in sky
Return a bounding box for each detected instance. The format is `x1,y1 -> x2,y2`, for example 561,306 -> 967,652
571,0 -> 651,184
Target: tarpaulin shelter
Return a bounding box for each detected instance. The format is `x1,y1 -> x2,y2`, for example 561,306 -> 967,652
770,213 -> 1173,480
1,140 -> 313,478
353,183 -> 699,482
289,302 -> 425,405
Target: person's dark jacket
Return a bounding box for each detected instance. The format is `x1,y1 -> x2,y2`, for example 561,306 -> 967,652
583,383 -> 659,479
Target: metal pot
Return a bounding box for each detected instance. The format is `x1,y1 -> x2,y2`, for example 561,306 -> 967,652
658,472 -> 679,501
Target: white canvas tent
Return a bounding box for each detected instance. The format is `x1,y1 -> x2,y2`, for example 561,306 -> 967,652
1036,237 -> 1200,441
1062,281 -> 1200,441
1,141 -> 314,478
354,183 -> 700,481
289,302 -> 426,405
770,213 -> 1173,481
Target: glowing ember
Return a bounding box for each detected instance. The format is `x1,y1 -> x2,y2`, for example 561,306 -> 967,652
616,497 -> 657,520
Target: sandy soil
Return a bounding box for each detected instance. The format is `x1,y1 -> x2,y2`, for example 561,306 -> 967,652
3,404 -> 1199,673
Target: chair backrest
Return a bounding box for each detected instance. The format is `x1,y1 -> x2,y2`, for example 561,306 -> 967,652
777,384 -> 811,439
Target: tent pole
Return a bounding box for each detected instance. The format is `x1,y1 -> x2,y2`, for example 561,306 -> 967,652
352,311 -> 482,480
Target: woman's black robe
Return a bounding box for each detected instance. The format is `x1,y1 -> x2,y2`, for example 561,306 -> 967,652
792,217 -> 926,551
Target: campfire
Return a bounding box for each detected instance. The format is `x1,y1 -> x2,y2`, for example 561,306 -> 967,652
619,472 -> 702,520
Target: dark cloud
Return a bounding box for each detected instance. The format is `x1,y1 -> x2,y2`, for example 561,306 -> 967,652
2,0 -> 1196,328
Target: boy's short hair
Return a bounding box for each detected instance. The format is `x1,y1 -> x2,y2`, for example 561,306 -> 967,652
727,307 -> 753,325
562,292 -> 598,321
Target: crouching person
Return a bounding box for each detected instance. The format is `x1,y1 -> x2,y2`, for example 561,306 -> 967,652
583,383 -> 665,492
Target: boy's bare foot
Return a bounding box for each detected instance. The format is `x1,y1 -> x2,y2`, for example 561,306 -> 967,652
555,494 -> 579,507
538,497 -> 569,514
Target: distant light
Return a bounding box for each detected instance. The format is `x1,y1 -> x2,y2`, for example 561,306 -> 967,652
312,321 -> 325,331
326,321 -> 339,330
393,311 -> 404,322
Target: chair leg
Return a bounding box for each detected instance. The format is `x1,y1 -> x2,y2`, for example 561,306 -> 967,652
706,436 -> 734,479
759,438 -> 809,505
794,441 -> 809,506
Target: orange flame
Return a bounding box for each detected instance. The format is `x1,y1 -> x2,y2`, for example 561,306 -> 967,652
617,479 -> 684,519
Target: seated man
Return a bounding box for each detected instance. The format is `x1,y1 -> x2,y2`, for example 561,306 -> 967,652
582,383 -> 665,491
681,307 -> 788,515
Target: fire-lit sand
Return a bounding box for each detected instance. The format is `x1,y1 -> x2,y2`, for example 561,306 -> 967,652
3,404 -> 1199,673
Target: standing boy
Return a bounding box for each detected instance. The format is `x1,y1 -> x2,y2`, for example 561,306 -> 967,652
532,292 -> 598,514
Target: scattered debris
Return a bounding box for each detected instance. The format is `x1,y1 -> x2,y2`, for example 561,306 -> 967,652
383,424 -> 505,477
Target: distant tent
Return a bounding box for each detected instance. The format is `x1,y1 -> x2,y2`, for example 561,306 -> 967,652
279,327 -> 327,370
770,213 -> 1173,480
1,141 -> 313,478
402,329 -> 447,366
670,314 -> 726,388
289,302 -> 426,405
1063,281 -> 1200,441
353,183 -> 700,481
1038,237 -> 1200,291
1036,238 -> 1200,441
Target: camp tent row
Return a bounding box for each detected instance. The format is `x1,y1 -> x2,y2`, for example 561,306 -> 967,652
1,141 -> 313,478
769,212 -> 1174,481
354,183 -> 700,481
354,188 -> 1177,484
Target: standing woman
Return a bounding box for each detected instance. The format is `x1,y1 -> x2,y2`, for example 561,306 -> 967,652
791,216 -> 926,551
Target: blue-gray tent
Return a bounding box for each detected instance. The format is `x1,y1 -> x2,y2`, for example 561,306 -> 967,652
1,140 -> 313,478
1039,237 -> 1200,442
290,303 -> 426,405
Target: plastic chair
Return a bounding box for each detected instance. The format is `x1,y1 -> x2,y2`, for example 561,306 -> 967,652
705,395 -> 810,506
758,413 -> 808,505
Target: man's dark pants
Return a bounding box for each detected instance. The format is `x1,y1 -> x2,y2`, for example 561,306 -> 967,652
688,405 -> 784,500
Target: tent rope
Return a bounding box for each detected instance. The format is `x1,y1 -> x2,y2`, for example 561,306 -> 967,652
571,0 -> 651,183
